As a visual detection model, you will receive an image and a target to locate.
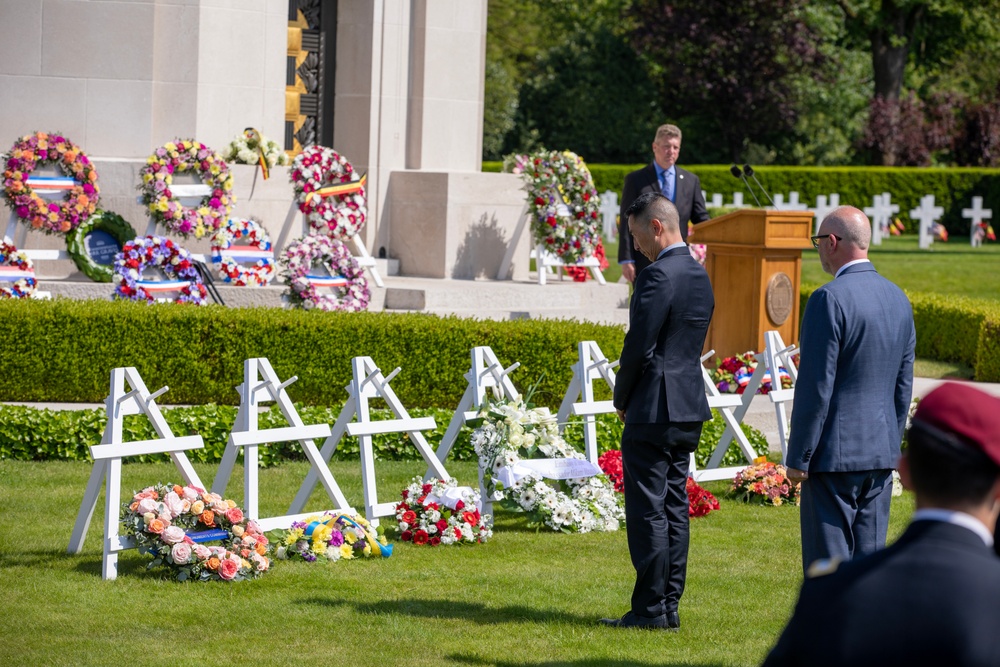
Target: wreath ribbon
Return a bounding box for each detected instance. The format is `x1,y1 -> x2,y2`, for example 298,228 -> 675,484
304,513 -> 393,558
304,174 -> 367,205
306,274 -> 348,288
25,176 -> 79,192
0,266 -> 36,281
136,279 -> 192,293
243,128 -> 270,180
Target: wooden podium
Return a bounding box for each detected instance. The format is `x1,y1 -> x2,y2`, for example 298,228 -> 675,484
692,209 -> 814,361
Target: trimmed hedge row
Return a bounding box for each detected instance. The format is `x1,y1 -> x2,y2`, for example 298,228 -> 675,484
800,285 -> 1000,381
0,401 -> 768,470
0,299 -> 623,408
485,162 -> 1000,236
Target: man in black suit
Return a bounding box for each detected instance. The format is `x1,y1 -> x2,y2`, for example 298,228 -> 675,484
762,382 -> 1000,666
601,192 -> 715,631
618,124 -> 709,284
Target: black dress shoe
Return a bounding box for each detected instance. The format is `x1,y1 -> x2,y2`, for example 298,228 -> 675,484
665,610 -> 680,630
598,611 -> 677,631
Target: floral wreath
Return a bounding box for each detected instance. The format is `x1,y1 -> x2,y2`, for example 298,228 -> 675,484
0,239 -> 37,299
710,351 -> 795,395
120,483 -> 272,582
504,150 -> 601,265
275,512 -> 391,563
221,128 -> 289,175
730,460 -> 800,506
598,449 -> 720,517
210,217 -> 275,286
394,477 -> 492,546
2,131 -> 99,234
138,139 -> 234,239
290,145 -> 366,239
470,398 -> 624,533
66,209 -> 137,283
112,235 -> 208,305
279,234 -> 369,311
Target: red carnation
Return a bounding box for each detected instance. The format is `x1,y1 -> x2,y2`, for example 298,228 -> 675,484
413,530 -> 429,545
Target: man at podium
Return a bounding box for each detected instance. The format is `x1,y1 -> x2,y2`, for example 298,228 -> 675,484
618,124 -> 709,284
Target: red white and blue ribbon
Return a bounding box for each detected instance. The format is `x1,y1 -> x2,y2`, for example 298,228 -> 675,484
214,246 -> 274,262
306,274 -> 348,288
0,266 -> 35,281
136,279 -> 191,293
25,176 -> 79,192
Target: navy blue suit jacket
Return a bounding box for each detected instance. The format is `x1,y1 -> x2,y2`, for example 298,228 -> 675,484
617,165 -> 709,276
613,246 -> 714,424
786,262 -> 915,472
762,520 -> 1000,667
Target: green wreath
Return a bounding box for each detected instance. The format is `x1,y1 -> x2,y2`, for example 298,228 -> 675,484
66,210 -> 137,282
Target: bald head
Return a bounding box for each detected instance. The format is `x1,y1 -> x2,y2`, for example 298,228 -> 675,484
822,206 -> 871,251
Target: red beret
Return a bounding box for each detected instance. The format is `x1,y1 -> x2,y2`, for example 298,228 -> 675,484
912,382 -> 1000,467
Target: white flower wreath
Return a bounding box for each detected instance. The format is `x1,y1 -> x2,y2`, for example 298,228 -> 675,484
279,234 -> 370,311
471,398 -> 624,533
210,217 -> 275,287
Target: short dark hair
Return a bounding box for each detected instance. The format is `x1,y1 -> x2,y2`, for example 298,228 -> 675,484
625,192 -> 679,232
906,419 -> 1000,506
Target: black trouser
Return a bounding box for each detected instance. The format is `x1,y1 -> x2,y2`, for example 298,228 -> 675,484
621,421 -> 702,618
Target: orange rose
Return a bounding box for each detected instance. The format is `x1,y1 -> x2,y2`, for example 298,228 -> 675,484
206,556 -> 221,571
199,510 -> 216,527
173,485 -> 183,495
129,501 -> 139,511
148,518 -> 166,534
255,543 -> 267,556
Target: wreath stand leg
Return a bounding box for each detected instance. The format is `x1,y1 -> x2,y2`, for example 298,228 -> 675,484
210,358 -> 351,532
425,346 -> 521,520
760,331 -> 798,463
555,341 -> 619,465
288,357 -> 446,527
67,367 -> 205,580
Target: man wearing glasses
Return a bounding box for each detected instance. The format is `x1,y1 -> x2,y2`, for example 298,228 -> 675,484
785,206 -> 916,573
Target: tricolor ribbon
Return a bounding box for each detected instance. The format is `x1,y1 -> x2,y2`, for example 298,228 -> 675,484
25,176 -> 79,192
215,245 -> 274,262
303,513 -> 392,558
306,274 -> 348,288
136,279 -> 191,293
303,174 -> 367,205
243,128 -> 269,180
0,266 -> 35,281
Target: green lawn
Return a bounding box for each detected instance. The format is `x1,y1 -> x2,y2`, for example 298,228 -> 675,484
0,459 -> 914,667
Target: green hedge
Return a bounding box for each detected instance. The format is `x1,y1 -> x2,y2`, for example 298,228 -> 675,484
485,162 -> 1000,236
0,299 -> 623,408
0,402 -> 768,471
799,285 -> 1000,381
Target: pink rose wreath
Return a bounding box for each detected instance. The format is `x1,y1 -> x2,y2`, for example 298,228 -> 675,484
2,131 -> 100,234
279,234 -> 369,311
289,145 -> 366,239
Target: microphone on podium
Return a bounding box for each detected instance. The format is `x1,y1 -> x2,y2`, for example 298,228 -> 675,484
743,164 -> 776,207
729,165 -> 762,208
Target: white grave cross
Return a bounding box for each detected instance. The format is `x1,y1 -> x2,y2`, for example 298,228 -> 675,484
812,194 -> 841,234
911,194 -> 944,250
773,192 -> 809,211
67,367 -> 205,580
724,192 -> 746,209
962,196 -> 992,248
864,193 -> 898,246
599,190 -> 618,241
555,340 -> 619,465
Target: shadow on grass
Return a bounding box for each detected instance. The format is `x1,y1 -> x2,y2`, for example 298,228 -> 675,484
446,655 -> 726,667
299,596 -> 592,625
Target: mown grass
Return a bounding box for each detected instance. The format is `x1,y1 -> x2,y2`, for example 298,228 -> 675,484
0,459 -> 914,667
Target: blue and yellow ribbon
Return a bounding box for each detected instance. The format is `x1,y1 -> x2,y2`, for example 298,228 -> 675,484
304,512 -> 392,558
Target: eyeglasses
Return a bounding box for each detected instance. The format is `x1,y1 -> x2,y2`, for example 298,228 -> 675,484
810,234 -> 841,249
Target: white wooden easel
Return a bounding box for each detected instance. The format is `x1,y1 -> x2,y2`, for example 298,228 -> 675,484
67,367 -> 205,580
274,200 -> 384,287
755,331 -> 799,461
211,358 -> 350,532
689,351 -> 761,482
496,204 -> 606,284
288,357 -> 449,526
555,340 -> 619,465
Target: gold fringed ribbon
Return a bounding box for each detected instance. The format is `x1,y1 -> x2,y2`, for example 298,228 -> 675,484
304,173 -> 367,205
243,128 -> 270,180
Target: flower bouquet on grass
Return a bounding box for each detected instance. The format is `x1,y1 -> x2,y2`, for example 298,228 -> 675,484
275,512 -> 391,563
120,483 -> 271,582
394,477 -> 491,546
598,449 -> 720,518
731,460 -> 800,506
472,398 -> 624,533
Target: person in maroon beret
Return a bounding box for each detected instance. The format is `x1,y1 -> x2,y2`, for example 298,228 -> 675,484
762,382 -> 1000,667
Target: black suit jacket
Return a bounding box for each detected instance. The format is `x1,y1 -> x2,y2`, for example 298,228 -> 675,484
762,520 -> 1000,667
618,164 -> 709,275
612,246 -> 714,424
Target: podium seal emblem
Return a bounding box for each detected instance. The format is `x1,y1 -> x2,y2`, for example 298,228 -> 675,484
766,272 -> 794,325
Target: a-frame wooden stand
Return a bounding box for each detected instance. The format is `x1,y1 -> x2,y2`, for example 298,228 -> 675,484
211,358 -> 351,532
289,357 -> 449,526
67,367 -> 205,580
555,340 -> 618,465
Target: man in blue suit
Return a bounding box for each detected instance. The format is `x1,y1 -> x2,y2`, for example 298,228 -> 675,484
763,382 -> 1000,667
785,205 -> 915,572
600,192 -> 715,631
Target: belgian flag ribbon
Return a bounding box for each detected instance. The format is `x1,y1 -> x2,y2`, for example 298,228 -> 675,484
243,128 -> 270,180
304,173 -> 367,205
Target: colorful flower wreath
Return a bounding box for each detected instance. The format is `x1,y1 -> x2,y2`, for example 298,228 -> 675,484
112,235 -> 208,305
0,239 -> 37,299
710,351 -> 795,395
597,450 -> 720,518
275,512 -> 391,563
471,398 -> 624,533
290,145 -> 366,239
120,483 -> 272,582
210,217 -> 275,286
2,131 -> 99,234
394,477 -> 492,546
279,234 -> 369,311
504,150 -> 602,265
138,139 -> 234,239
730,460 -> 800,506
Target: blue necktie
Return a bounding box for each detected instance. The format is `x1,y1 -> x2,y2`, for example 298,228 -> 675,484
662,170 -> 674,202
